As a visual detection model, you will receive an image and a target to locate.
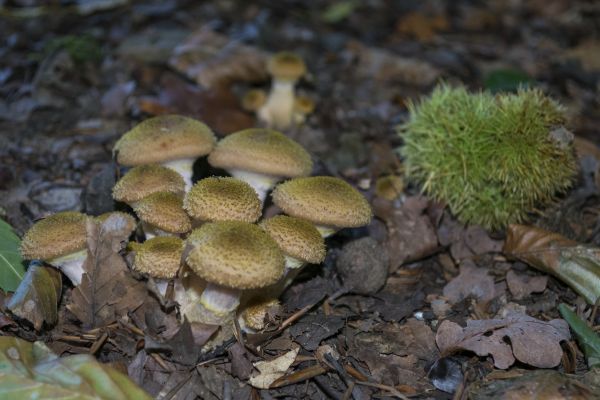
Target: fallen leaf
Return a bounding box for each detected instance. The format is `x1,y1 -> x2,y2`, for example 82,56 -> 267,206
228,342 -> 254,380
443,259 -> 496,304
249,347 -> 299,389
67,214 -> 146,329
5,263 -> 61,330
282,276 -> 336,311
290,314 -> 345,351
468,370 -> 599,400
395,11 -> 449,42
559,303 -> 600,369
436,312 -> 570,369
169,29 -> 269,88
373,196 -> 438,272
506,270 -> 548,300
0,219 -> 26,292
372,290 -> 425,321
504,224 -> 600,304
0,336 -> 152,400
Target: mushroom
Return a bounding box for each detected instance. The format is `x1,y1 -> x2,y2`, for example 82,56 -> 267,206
185,221 -> 284,324
208,128 -> 312,203
241,89 -> 267,113
293,95 -> 315,125
240,298 -> 281,332
258,52 -> 307,130
112,165 -> 186,207
183,177 -> 261,226
271,176 -> 372,238
20,211 -> 89,285
113,115 -> 216,191
132,236 -> 183,296
132,192 -> 191,239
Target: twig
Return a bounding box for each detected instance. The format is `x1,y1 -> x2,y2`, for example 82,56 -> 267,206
269,364 -> 327,388
89,332 -> 108,355
151,353 -> 173,372
355,381 -> 410,399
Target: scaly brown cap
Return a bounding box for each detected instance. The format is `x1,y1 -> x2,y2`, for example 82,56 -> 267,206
184,177 -> 261,223
267,52 -> 306,81
113,165 -> 185,204
272,176 -> 372,228
294,95 -> 315,115
20,211 -> 89,260
241,298 -> 281,331
186,221 -> 284,289
260,215 -> 325,264
133,192 -> 191,234
242,89 -> 267,112
208,129 -> 312,178
133,236 -> 183,279
114,115 -> 216,166
94,211 -> 137,235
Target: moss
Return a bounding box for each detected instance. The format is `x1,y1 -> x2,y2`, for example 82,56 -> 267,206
398,84 -> 577,230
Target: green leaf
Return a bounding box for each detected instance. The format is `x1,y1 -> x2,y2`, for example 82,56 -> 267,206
321,0 -> 359,24
0,219 -> 26,292
559,303 -> 600,368
0,336 -> 152,400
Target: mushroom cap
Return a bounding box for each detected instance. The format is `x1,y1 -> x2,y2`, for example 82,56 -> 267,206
94,211 -> 137,235
208,128 -> 312,178
260,215 -> 325,264
186,221 -> 284,290
133,236 -> 183,279
272,176 -> 373,228
267,52 -> 306,81
113,165 -> 185,204
20,211 -> 89,260
184,177 -> 261,223
242,298 -> 281,331
294,96 -> 315,115
242,89 -> 267,112
133,192 -> 191,233
114,115 -> 216,166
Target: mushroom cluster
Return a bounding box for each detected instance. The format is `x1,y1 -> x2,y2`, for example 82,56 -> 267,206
19,114 -> 372,348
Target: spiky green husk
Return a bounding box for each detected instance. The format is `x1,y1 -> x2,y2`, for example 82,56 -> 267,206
399,84 -> 577,230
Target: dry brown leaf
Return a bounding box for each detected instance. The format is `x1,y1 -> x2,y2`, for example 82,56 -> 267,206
506,270 -> 548,300
436,312 -> 570,369
443,260 -> 496,304
67,214 -> 146,329
169,29 -> 269,88
249,347 -> 299,389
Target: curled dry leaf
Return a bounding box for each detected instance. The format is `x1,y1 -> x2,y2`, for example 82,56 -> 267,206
504,224 -> 600,304
443,259 -> 496,304
67,214 -> 146,329
249,347 -> 300,389
5,264 -> 61,331
506,270 -> 548,300
436,312 -> 570,369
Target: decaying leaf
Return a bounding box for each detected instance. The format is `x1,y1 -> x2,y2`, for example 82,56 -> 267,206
436,312 -> 570,369
249,347 -> 299,389
5,263 -> 61,330
0,219 -> 26,292
559,304 -> 600,369
504,224 -> 600,304
443,259 -> 496,304
0,336 -> 152,400
67,214 -> 146,329
506,270 -> 548,300
290,314 -> 345,351
169,29 -> 269,88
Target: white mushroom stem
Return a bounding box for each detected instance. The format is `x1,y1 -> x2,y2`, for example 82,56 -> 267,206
200,283 -> 241,316
228,169 -> 280,204
140,221 -> 171,239
315,225 -> 338,239
258,80 -> 296,130
49,249 -> 88,286
162,158 -> 196,192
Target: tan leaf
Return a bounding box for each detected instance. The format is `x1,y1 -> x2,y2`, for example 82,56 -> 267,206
249,347 -> 299,389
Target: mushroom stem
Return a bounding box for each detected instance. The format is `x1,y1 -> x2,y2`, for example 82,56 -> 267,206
162,158 -> 195,192
49,249 -> 88,285
200,283 -> 241,316
315,225 -> 338,239
140,221 -> 170,239
228,169 -> 279,204
259,80 -> 296,130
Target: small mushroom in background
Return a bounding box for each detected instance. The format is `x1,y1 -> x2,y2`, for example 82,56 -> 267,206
112,165 -> 186,208
132,236 -> 184,296
241,89 -> 267,113
293,95 -> 315,125
336,237 -> 390,295
183,177 -> 261,226
20,212 -> 89,286
239,297 -> 281,332
258,52 -> 307,130
208,128 -> 312,203
20,211 -> 136,286
132,192 -> 191,239
185,221 -> 284,326
272,176 -> 373,238
113,115 -> 216,191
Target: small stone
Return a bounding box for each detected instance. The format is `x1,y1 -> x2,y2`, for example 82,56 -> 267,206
33,187 -> 82,212
336,237 -> 389,295
84,163 -> 116,215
